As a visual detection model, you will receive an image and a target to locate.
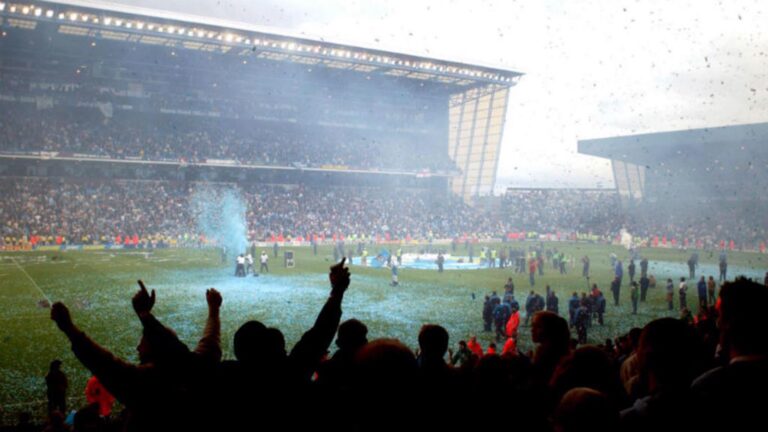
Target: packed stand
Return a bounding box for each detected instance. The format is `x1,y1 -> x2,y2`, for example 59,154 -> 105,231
0,177 -> 495,246
0,105 -> 455,172
501,189 -> 624,235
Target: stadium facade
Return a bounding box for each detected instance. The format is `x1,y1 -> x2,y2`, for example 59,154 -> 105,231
0,0 -> 522,201
578,123 -> 768,217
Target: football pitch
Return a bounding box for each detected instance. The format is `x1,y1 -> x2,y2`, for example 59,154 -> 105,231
1,242 -> 766,422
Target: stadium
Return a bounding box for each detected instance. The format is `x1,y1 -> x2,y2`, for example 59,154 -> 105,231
1,1 -> 768,430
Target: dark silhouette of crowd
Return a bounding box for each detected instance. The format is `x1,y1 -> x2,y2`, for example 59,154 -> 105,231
7,264 -> 763,432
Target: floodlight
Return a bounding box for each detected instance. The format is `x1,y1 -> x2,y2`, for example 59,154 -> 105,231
136,22 -> 144,29
22,6 -> 29,14
46,10 -> 53,18
104,17 -> 112,25
0,4 -> 5,12
69,13 -> 78,21
34,8 -> 41,16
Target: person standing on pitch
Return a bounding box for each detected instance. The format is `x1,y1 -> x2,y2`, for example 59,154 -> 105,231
235,254 -> 246,277
630,281 -> 639,315
46,359 -> 68,415
697,276 -> 708,310
390,259 -> 399,286
611,275 -> 621,306
245,253 -> 254,275
719,251 -> 728,282
666,278 -> 675,310
436,252 -> 445,273
678,277 -> 688,311
260,250 -> 269,273
707,275 -> 717,305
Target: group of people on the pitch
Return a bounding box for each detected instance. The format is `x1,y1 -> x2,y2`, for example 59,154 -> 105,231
235,251 -> 269,276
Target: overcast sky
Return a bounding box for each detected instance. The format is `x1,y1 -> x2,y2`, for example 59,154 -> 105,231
86,0 -> 768,190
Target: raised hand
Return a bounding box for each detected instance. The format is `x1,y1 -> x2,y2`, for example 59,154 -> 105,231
51,302 -> 74,333
206,288 -> 222,310
329,257 -> 351,294
132,280 -> 156,318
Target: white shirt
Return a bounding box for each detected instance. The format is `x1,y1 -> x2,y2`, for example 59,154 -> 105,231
261,253 -> 268,264
237,256 -> 245,264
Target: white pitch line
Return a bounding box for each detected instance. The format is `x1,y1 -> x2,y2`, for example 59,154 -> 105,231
10,256 -> 51,303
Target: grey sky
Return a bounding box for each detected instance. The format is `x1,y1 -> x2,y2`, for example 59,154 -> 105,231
79,0 -> 768,190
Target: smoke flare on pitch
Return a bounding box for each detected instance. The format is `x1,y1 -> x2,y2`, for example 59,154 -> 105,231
191,185 -> 249,256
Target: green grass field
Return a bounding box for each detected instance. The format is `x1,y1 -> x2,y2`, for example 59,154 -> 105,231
1,242 -> 766,423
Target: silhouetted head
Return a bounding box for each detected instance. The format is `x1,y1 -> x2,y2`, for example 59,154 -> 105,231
233,320 -> 268,363
637,318 -> 703,392
553,388 -> 618,432
336,319 -> 368,351
531,311 -> 570,349
49,359 -> 62,371
551,346 -> 620,399
718,277 -> 768,357
418,324 -> 449,360
353,338 -> 418,392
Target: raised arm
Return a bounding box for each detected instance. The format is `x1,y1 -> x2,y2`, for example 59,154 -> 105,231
290,257 -> 351,379
51,302 -> 142,406
193,288 -> 222,362
133,280 -> 191,363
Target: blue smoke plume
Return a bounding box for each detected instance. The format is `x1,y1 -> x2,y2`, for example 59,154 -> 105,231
191,185 -> 248,256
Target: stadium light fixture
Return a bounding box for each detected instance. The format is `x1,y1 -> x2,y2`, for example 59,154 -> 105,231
57,12 -> 64,19
115,19 -> 123,26
22,6 -> 30,14
10,5 -> 16,13
46,9 -> 53,18
104,17 -> 112,25
136,22 -> 144,29
69,12 -> 78,21
208,32 -> 215,38
225,34 -> 233,42
148,23 -> 155,30
167,25 -> 175,33
34,8 -> 41,16
126,22 -> 133,28
244,38 -> 250,44
236,36 -> 243,42
0,3 -> 5,12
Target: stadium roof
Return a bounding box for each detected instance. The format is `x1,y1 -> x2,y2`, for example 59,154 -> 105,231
578,122 -> 768,165
1,0 -> 523,88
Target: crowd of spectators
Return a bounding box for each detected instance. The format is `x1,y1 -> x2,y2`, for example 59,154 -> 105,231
0,105 -> 454,172
2,177 -> 767,249
501,189 -> 623,236
14,266 -> 767,432
0,177 -> 493,245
